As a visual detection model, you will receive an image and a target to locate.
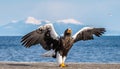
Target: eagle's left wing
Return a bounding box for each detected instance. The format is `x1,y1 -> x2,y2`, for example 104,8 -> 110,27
72,27 -> 106,43
21,24 -> 59,50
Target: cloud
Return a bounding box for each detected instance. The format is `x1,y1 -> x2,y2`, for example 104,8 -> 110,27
57,19 -> 82,25
42,20 -> 51,23
25,16 -> 41,25
11,20 -> 18,23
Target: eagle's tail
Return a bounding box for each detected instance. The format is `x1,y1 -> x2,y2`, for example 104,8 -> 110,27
41,50 -> 56,58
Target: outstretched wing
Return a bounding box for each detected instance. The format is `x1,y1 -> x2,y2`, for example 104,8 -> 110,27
21,24 -> 59,50
72,27 -> 106,43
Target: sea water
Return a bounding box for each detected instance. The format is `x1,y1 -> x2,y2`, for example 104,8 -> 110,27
0,36 -> 120,63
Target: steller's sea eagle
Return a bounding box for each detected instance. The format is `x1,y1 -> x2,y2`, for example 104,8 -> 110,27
21,23 -> 106,67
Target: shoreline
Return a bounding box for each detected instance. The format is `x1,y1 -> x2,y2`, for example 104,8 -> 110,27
0,62 -> 120,69
1,61 -> 120,64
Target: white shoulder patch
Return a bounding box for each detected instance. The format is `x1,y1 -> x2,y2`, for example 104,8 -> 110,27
72,27 -> 93,39
39,23 -> 59,40
48,24 -> 59,40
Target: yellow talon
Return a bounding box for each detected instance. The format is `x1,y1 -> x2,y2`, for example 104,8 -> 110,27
59,63 -> 67,68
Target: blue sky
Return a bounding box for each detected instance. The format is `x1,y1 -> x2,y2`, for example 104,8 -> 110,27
0,0 -> 120,35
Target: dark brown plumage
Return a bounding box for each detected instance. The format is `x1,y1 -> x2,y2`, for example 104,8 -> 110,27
21,24 -> 106,67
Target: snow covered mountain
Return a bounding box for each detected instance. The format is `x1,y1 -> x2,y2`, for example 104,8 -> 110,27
0,17 -> 84,36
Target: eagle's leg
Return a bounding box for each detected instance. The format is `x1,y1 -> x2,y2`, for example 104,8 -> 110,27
56,52 -> 62,67
60,56 -> 68,67
57,52 -> 67,67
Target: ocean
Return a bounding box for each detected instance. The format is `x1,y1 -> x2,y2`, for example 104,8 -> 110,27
0,36 -> 120,63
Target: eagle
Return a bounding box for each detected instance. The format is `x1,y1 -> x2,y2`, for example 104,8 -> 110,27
21,23 -> 106,67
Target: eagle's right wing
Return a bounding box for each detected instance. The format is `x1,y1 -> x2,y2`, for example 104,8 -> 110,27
21,24 -> 59,50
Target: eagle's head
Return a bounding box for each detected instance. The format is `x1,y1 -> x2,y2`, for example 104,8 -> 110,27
64,28 -> 72,36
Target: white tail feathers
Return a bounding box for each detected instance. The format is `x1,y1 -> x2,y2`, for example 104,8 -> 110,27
41,50 -> 55,57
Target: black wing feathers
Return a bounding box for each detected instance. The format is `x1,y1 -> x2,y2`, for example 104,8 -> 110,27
93,28 -> 105,37
21,29 -> 43,48
73,27 -> 106,43
21,24 -> 59,50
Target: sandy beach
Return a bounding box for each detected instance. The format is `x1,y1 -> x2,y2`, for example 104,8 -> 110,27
0,62 -> 120,69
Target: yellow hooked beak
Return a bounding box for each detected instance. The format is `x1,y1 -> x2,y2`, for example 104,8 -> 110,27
67,29 -> 72,34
